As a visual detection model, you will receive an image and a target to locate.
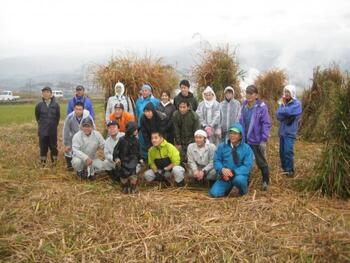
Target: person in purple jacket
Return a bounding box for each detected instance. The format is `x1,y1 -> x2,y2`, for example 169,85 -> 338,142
276,85 -> 302,177
240,85 -> 272,191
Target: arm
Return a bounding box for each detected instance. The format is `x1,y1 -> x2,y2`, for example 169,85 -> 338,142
97,132 -> 105,150
193,112 -> 201,131
127,97 -> 135,115
277,101 -> 302,117
104,138 -> 113,162
62,117 -> 71,147
203,144 -> 216,173
209,102 -> 221,127
86,98 -> 95,120
260,106 -> 272,142
105,98 -> 112,123
56,103 -> 60,126
196,103 -> 207,127
67,99 -> 73,116
192,98 -> 198,112
213,145 -> 224,176
169,144 -> 181,166
234,101 -> 241,123
147,149 -> 158,172
186,144 -> 198,171
35,103 -> 40,123
72,134 -> 89,161
172,112 -> 181,145
232,146 -> 254,176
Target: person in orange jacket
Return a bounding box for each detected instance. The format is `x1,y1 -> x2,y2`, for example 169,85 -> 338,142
108,103 -> 136,133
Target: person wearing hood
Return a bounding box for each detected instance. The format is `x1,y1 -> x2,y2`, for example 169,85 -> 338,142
239,85 -> 272,191
220,86 -> 241,140
196,86 -> 221,145
172,101 -> 201,164
174,79 -> 198,111
210,123 -> 254,198
104,120 -> 125,174
144,131 -> 185,187
67,85 -> 95,120
276,85 -> 302,177
113,122 -> 143,194
187,129 -> 217,187
157,90 -> 176,143
71,117 -> 105,180
108,103 -> 135,133
140,102 -> 167,158
35,86 -> 60,165
105,82 -> 135,123
63,102 -> 95,171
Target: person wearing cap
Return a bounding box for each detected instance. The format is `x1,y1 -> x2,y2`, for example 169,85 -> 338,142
108,102 -> 135,133
104,120 -> 125,175
276,85 -> 302,177
210,123 -> 254,198
140,102 -> 167,158
144,131 -> 185,187
172,101 -> 201,164
67,85 -> 95,120
196,86 -> 221,145
157,90 -> 176,144
174,79 -> 198,111
35,86 -> 60,165
63,102 -> 95,171
135,83 -> 160,124
239,84 -> 272,191
220,86 -> 241,141
105,82 -> 135,123
113,122 -> 143,194
187,130 -> 217,187
71,117 -> 105,179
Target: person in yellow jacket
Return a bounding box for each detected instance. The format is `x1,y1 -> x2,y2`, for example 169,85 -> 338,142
144,131 -> 185,186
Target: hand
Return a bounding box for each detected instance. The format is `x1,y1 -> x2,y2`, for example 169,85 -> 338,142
164,164 -> 172,171
115,158 -> 121,167
205,126 -> 213,137
86,158 -> 93,166
221,168 -> 233,179
136,163 -> 142,174
197,170 -> 204,180
64,146 -> 71,153
175,145 -> 182,150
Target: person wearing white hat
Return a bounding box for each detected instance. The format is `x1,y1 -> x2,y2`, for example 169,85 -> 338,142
187,130 -> 217,187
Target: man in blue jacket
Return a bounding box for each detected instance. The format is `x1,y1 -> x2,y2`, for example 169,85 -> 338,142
240,85 -> 272,191
210,123 -> 254,197
67,85 -> 95,120
276,85 -> 302,177
135,83 -> 160,159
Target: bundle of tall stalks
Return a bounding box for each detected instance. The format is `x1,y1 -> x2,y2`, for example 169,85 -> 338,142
192,45 -> 244,101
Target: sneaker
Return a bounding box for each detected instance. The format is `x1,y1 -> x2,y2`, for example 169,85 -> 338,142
262,182 -> 269,191
77,170 -> 88,179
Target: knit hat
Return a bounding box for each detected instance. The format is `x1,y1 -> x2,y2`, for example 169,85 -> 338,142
114,102 -> 124,110
194,129 -> 208,138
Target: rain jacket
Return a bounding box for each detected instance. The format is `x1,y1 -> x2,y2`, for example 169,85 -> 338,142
148,139 -> 181,172
35,97 -> 60,137
196,86 -> 221,129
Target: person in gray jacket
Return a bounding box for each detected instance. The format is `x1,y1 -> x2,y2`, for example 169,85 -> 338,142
219,86 -> 241,141
187,129 -> 217,187
104,120 -> 125,173
62,102 -> 94,171
72,117 -> 105,179
196,86 -> 221,145
105,82 -> 134,123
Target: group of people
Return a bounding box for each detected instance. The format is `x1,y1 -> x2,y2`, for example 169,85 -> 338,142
34,79 -> 302,197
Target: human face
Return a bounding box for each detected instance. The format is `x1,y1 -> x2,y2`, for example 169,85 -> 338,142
204,92 -> 214,101
114,108 -> 123,118
82,125 -> 92,135
225,91 -> 234,100
115,86 -> 122,95
74,105 -> 84,117
180,85 -> 189,96
246,92 -> 258,103
76,89 -> 84,97
42,90 -> 52,100
108,124 -> 119,136
195,135 -> 206,147
284,90 -> 292,100
161,92 -> 170,103
142,89 -> 151,98
229,132 -> 241,145
178,103 -> 189,115
144,110 -> 153,119
151,133 -> 163,147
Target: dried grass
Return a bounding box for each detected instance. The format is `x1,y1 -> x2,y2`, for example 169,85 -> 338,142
0,103 -> 349,262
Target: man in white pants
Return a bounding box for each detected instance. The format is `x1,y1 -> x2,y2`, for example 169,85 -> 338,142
144,131 -> 185,187
72,117 -> 105,179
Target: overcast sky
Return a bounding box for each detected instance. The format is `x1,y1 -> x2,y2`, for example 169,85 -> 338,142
1,0 -> 350,85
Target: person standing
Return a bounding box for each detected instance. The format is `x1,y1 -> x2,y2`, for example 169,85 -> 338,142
67,85 -> 95,119
35,86 -> 60,165
174,79 -> 198,111
240,85 -> 272,191
157,90 -> 176,143
276,85 -> 302,177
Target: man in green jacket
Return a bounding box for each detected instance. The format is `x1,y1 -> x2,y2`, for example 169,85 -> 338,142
172,101 -> 200,163
144,131 -> 185,187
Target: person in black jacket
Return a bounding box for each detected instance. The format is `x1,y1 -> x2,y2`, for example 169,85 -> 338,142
35,86 -> 60,165
157,90 -> 176,143
140,102 -> 167,154
113,122 -> 143,194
